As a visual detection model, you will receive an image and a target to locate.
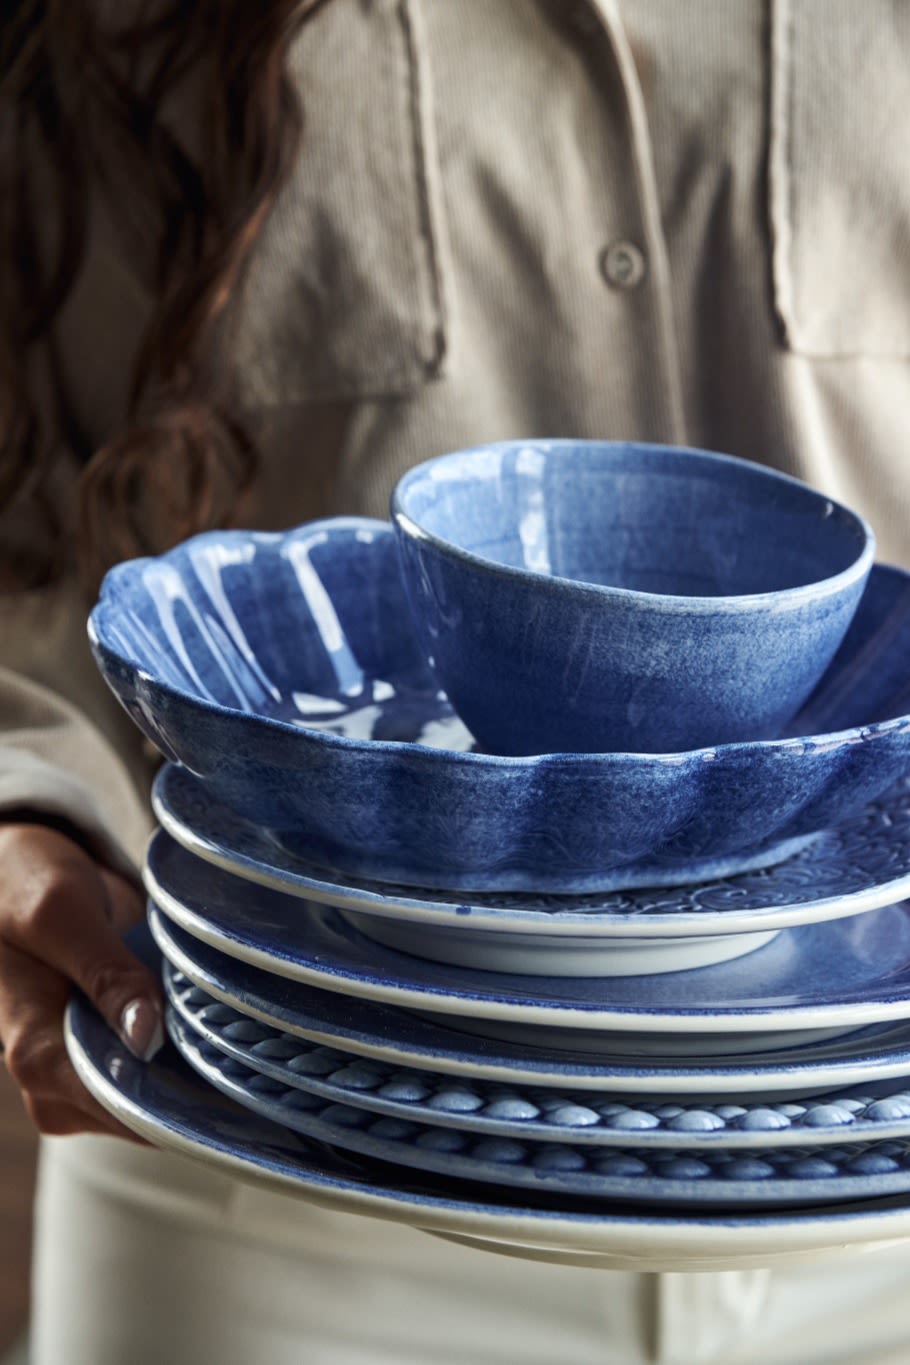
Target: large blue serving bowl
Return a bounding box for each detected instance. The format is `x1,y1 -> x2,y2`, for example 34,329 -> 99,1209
392,441 -> 874,755
90,518 -> 910,893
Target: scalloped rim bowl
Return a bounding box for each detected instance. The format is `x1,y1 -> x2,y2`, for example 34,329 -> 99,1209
89,518 -> 910,892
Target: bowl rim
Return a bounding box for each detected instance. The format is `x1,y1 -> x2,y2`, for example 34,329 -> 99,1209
391,440 -> 876,612
87,518 -> 910,765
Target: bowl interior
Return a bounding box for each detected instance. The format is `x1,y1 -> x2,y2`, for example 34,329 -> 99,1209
396,443 -> 870,597
93,519 -> 464,743
93,521 -> 910,748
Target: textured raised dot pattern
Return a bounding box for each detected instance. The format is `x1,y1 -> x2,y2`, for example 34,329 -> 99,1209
166,965 -> 910,1151
168,1003 -> 910,1209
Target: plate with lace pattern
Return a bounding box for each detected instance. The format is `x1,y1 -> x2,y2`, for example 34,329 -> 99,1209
154,765 -> 910,946
144,838 -> 910,1044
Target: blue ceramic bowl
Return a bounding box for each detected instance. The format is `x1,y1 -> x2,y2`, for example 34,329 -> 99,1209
392,441 -> 875,755
89,518 -> 910,894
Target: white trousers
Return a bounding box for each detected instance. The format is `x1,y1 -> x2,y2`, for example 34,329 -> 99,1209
30,1136 -> 910,1365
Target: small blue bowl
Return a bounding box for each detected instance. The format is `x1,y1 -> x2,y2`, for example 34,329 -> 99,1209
392,441 -> 875,755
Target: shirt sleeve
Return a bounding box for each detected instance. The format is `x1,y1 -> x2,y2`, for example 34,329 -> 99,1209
0,571 -> 155,875
0,664 -> 152,878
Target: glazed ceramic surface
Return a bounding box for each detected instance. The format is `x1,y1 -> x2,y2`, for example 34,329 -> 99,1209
337,916 -> 775,978
64,995 -> 910,1272
148,913 -> 910,1095
166,965 -> 910,1152
170,1006 -> 910,1211
392,442 -> 873,754
91,517 -> 910,892
144,837 -> 910,1037
155,765 -> 910,941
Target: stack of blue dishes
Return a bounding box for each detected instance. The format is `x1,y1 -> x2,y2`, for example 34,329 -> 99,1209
69,442 -> 910,1272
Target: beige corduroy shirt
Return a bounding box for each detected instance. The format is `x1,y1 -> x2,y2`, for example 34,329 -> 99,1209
5,4 -> 910,1358
5,0 -> 910,867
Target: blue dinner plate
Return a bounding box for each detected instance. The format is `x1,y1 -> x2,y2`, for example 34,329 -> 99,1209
144,834 -> 910,1036
63,986 -> 910,1272
146,914 -> 910,1095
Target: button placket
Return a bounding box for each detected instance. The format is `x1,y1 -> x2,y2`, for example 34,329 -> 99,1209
569,0 -> 686,441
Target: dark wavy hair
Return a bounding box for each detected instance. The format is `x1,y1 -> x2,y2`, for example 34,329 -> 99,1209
0,0 -> 326,592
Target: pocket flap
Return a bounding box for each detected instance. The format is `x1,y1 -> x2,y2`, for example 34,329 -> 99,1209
234,0 -> 448,404
770,0 -> 910,358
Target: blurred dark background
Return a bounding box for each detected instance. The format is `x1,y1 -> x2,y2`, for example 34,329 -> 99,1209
0,1069 -> 36,1364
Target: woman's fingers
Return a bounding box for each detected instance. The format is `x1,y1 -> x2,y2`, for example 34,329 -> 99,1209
0,939 -> 147,1142
0,823 -> 166,1141
1,826 -> 164,1060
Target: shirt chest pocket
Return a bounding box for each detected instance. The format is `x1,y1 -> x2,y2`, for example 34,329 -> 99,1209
769,0 -> 910,358
233,0 -> 449,405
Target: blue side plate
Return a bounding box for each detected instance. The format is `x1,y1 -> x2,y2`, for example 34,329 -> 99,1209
153,764 -> 910,939
147,912 -> 910,1096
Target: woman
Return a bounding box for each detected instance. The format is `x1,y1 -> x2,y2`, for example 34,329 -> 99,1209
3,2 -> 910,1361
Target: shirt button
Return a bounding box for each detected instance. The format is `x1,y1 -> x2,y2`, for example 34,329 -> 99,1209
600,240 -> 647,290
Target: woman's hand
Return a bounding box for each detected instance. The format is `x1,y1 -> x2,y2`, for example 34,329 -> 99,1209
0,823 -> 163,1140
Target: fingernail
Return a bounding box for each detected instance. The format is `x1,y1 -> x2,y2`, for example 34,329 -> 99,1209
120,998 -> 165,1062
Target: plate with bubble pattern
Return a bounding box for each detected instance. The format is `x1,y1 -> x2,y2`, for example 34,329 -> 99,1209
164,964 -> 910,1151
64,986 -> 910,1273
169,1006 -> 910,1210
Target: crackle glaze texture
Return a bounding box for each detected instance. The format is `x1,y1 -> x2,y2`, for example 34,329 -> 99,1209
92,517 -> 910,892
392,441 -> 874,755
